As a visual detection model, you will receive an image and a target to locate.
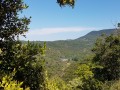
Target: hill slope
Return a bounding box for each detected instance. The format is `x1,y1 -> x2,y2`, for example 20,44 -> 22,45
27,29 -> 115,77
45,29 -> 115,61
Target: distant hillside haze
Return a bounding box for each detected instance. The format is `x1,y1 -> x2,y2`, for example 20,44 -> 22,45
84,29 -> 115,36
45,29 -> 116,61
76,29 -> 116,40
22,29 -> 116,61
24,29 -> 116,78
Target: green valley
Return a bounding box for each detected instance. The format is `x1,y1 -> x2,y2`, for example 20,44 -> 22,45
34,29 -> 116,79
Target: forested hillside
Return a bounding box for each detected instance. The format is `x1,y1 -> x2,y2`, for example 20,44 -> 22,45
34,29 -> 115,78
45,29 -> 115,61
1,0 -> 120,90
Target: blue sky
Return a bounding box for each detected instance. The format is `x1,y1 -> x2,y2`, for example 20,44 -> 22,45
21,0 -> 120,41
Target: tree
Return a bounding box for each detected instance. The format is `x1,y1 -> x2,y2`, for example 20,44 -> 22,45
11,42 -> 46,90
0,0 -> 76,89
0,0 -> 29,75
0,70 -> 30,90
92,32 -> 120,81
0,0 -> 30,41
0,0 -> 30,67
0,0 -> 46,90
68,63 -> 102,90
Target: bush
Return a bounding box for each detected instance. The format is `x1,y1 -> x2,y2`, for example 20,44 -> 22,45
68,63 -> 103,90
0,41 -> 46,90
0,71 -> 30,90
101,80 -> 120,90
92,34 -> 120,81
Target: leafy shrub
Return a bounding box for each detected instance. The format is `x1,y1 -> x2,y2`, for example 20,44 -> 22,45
68,63 -> 103,90
0,71 -> 30,90
102,80 -> 120,90
45,70 -> 71,90
0,41 -> 46,90
92,34 -> 120,81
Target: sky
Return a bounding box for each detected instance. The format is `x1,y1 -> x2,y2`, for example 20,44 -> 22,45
20,0 -> 120,41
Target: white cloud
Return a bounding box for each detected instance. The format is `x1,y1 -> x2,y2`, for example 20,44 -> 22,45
26,27 -> 99,36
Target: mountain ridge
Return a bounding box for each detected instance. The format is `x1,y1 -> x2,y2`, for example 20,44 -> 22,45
28,29 -> 116,77
44,28 -> 116,61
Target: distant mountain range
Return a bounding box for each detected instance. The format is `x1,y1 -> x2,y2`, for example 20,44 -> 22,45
22,29 -> 116,61
35,28 -> 116,77
21,28 -> 117,77
45,29 -> 116,61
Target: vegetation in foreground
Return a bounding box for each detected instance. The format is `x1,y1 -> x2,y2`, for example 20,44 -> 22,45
0,0 -> 120,90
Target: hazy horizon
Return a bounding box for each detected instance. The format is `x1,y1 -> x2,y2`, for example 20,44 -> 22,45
20,0 -> 120,41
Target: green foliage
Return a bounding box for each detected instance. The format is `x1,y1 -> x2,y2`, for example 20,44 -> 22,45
109,79 -> 120,90
0,0 -> 30,72
47,76 -> 72,90
0,48 -> 2,54
1,0 -> 119,90
0,41 -> 46,90
15,42 -> 46,90
75,64 -> 94,79
39,29 -> 115,77
43,70 -> 71,90
68,63 -> 102,90
92,33 -> 120,81
68,77 -> 102,90
62,61 -> 78,82
101,80 -> 120,90
57,0 -> 75,7
0,0 -> 47,90
0,0 -> 30,41
0,0 -> 30,77
0,70 -> 30,90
